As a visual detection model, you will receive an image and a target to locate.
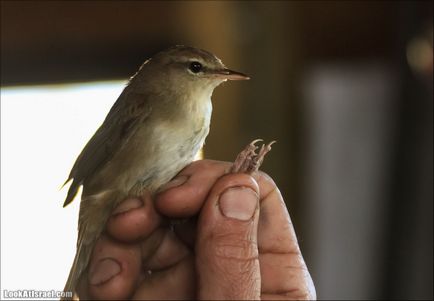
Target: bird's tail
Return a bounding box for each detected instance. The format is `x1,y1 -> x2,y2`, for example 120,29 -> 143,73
62,190 -> 120,300
62,239 -> 92,300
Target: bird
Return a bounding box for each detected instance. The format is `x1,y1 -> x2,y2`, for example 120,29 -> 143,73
61,45 -> 253,298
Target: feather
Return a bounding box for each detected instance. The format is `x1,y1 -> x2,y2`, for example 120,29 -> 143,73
62,90 -> 151,207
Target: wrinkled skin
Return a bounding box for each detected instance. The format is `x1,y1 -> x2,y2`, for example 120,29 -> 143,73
76,160 -> 316,300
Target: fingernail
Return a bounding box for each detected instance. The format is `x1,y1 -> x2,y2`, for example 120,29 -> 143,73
219,187 -> 258,221
89,258 -> 121,286
112,198 -> 143,216
158,175 -> 189,192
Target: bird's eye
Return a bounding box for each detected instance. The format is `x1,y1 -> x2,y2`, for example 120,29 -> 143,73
189,61 -> 203,73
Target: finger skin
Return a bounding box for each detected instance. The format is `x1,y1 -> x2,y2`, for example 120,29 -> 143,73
256,181 -> 316,300
87,235 -> 141,300
156,160 -> 273,217
158,160 -> 315,299
79,194 -> 162,299
106,193 -> 161,242
132,256 -> 196,300
156,160 -> 231,217
195,173 -> 261,300
142,228 -> 190,271
80,160 -> 315,300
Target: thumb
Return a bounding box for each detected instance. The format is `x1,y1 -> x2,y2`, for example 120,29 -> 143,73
195,173 -> 261,300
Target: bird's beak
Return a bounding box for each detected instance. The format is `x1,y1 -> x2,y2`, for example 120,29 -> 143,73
213,68 -> 250,80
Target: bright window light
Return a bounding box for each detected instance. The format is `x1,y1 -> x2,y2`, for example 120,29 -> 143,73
1,80 -> 126,293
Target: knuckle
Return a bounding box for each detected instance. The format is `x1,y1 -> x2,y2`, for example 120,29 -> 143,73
257,170 -> 277,187
200,230 -> 261,299
211,234 -> 260,297
212,231 -> 259,262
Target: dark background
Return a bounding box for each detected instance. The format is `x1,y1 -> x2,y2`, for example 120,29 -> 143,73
1,1 -> 432,299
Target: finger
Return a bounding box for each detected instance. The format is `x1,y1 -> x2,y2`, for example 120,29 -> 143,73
106,192 -> 161,242
84,235 -> 141,300
255,173 -> 316,300
130,228 -> 194,299
196,173 -> 261,300
132,256 -> 196,300
255,173 -> 297,253
155,160 -> 231,217
142,228 -> 190,271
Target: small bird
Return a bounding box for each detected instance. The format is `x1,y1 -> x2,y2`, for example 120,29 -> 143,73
62,45 -> 275,299
62,46 -> 252,297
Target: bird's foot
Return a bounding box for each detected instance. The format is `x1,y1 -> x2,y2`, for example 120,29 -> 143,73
230,139 -> 276,174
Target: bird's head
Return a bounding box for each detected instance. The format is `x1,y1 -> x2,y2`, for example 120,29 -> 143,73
133,45 -> 249,98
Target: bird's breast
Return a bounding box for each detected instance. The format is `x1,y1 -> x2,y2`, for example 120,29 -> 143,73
125,99 -> 212,194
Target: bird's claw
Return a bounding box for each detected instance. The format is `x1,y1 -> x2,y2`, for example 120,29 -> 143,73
230,139 -> 276,174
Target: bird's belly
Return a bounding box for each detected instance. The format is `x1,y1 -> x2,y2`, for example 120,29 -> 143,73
112,120 -> 209,196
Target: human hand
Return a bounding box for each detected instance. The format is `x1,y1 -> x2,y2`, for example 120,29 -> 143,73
76,160 -> 316,300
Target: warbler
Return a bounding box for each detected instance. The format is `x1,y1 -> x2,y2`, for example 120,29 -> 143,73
62,46 -> 252,297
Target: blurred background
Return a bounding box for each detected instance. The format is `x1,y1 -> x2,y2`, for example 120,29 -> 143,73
1,1 -> 432,300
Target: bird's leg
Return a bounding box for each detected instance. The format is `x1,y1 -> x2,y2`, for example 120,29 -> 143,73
247,140 -> 276,173
230,139 -> 276,174
230,139 -> 261,173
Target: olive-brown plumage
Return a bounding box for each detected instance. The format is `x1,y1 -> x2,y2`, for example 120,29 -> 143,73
62,46 -> 249,298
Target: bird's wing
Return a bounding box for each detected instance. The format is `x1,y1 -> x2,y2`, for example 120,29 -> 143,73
63,90 -> 152,207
